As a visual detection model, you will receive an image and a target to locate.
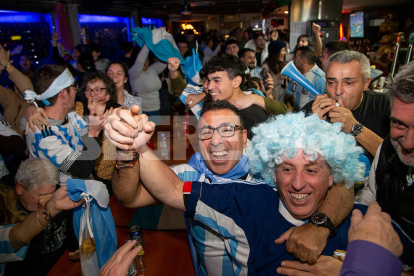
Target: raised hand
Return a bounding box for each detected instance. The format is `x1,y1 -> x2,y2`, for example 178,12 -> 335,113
47,186 -> 85,217
168,57 -> 181,72
311,94 -> 336,120
104,105 -> 155,151
348,201 -> 403,258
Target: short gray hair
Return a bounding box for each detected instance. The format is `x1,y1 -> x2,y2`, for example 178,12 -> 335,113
15,159 -> 59,191
387,61 -> 414,104
326,50 -> 371,82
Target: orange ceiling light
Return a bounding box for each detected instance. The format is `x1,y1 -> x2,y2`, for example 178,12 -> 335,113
181,23 -> 199,35
339,23 -> 343,41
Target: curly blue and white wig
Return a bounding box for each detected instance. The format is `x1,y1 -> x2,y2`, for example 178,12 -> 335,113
249,112 -> 365,188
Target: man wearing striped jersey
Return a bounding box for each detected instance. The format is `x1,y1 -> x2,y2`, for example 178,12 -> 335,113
24,65 -> 103,183
109,111 -> 413,275
286,46 -> 326,111
106,100 -> 355,275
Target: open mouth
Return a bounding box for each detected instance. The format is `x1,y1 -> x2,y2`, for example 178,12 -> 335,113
290,193 -> 310,202
211,151 -> 229,161
210,92 -> 219,98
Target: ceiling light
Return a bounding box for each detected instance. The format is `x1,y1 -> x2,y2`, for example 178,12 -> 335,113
284,11 -> 289,14
181,0 -> 191,15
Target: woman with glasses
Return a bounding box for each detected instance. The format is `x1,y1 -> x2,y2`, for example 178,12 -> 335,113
77,72 -> 120,195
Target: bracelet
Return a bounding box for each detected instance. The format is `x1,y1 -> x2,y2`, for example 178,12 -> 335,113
1,63 -> 11,69
42,200 -> 52,220
115,150 -> 140,169
36,210 -> 48,229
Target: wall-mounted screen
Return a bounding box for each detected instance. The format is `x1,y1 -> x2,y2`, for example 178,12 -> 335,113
350,12 -> 364,38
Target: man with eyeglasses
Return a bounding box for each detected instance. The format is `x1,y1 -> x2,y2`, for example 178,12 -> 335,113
23,65 -> 103,183
106,99 -> 354,275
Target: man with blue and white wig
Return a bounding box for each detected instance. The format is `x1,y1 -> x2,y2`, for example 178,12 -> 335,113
108,109 -> 385,275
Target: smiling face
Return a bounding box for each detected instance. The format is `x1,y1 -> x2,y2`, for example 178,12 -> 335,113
275,149 -> 333,219
225,43 -> 239,56
326,60 -> 370,110
207,71 -> 241,102
298,36 -> 309,47
198,109 -> 247,175
16,182 -> 56,212
107,63 -> 127,90
390,98 -> 414,167
241,51 -> 256,69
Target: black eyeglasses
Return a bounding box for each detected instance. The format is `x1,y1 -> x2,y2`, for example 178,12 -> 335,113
197,123 -> 244,140
84,87 -> 107,96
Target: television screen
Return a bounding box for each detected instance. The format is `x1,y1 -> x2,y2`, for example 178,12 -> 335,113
350,12 -> 364,38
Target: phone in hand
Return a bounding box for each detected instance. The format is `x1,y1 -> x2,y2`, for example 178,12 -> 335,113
260,68 -> 269,90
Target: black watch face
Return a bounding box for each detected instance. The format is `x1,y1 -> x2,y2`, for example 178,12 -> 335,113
312,213 -> 327,224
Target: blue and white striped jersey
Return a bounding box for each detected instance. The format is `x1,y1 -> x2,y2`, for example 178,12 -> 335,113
286,64 -> 326,111
0,225 -> 29,276
184,180 -> 369,275
25,111 -> 89,183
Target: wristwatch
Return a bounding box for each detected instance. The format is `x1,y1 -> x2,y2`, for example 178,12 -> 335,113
310,212 -> 337,238
1,62 -> 11,69
350,122 -> 363,136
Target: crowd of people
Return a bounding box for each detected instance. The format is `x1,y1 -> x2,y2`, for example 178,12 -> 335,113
0,22 -> 413,276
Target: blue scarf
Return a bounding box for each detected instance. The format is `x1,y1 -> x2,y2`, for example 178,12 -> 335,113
187,152 -> 250,183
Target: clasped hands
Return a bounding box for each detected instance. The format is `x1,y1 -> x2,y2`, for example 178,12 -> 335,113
104,105 -> 155,151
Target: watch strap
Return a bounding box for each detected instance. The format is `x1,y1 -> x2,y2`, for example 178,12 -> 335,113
310,212 -> 337,238
350,122 -> 363,136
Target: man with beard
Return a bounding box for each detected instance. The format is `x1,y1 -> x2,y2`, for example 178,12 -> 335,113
356,61 -> 414,273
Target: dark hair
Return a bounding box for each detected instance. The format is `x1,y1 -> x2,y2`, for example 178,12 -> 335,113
245,74 -> 261,90
187,30 -> 195,35
225,39 -> 238,48
200,99 -> 244,128
238,48 -> 255,59
178,40 -> 188,46
33,65 -> 67,106
264,51 -> 285,76
206,53 -> 246,84
200,65 -> 208,79
77,53 -> 96,72
81,71 -> 118,111
325,41 -> 351,57
296,35 -> 314,47
295,46 -> 317,65
107,61 -> 132,93
253,32 -> 264,40
71,45 -> 83,55
388,61 -> 414,104
89,42 -> 102,53
121,42 -> 133,54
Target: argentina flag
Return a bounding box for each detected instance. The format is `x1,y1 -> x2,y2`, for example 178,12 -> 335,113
67,179 -> 117,276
